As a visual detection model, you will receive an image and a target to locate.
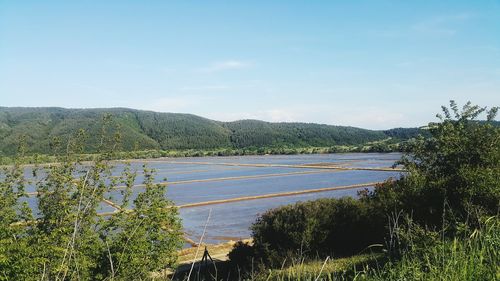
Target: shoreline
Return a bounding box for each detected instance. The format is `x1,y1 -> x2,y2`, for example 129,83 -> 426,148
1,149 -> 402,168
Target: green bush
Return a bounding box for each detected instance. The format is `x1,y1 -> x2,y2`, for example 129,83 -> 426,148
0,118 -> 183,280
248,197 -> 386,267
361,216 -> 500,281
361,101 -> 500,231
231,101 -> 499,276
227,241 -> 259,275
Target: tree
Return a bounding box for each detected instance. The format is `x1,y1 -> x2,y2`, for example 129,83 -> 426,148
233,101 -> 499,271
0,115 -> 183,280
366,101 -> 499,228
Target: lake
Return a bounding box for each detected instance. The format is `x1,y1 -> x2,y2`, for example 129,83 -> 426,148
19,153 -> 403,246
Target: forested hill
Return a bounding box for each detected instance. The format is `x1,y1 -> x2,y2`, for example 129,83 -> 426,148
0,107 -> 422,156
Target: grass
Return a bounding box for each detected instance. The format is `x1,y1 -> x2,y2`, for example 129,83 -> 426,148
260,254 -> 383,281
177,239 -> 253,265
170,217 -> 499,280
168,253 -> 383,281
258,217 -> 499,281
358,217 -> 500,281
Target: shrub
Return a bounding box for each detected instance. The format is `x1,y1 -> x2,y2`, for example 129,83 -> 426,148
362,101 -> 500,231
228,241 -> 259,274
234,101 -> 499,274
248,197 -> 386,267
0,116 -> 183,280
362,216 -> 500,281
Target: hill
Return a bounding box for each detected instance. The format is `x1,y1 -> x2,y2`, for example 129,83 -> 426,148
0,107 -> 423,156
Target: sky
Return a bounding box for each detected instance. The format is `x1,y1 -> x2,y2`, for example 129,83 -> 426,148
1,1 -> 499,129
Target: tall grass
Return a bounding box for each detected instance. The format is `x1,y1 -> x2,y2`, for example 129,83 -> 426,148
211,217 -> 499,281
259,254 -> 382,281
359,216 -> 499,281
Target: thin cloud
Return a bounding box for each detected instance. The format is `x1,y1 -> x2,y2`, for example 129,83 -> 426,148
135,96 -> 201,113
180,85 -> 230,91
205,105 -> 410,129
204,108 -> 300,123
198,60 -> 253,73
253,109 -> 300,122
412,13 -> 474,36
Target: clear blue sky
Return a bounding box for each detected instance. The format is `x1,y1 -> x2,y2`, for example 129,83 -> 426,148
1,1 -> 499,129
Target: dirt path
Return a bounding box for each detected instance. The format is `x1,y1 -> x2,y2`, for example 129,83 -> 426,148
177,239 -> 252,265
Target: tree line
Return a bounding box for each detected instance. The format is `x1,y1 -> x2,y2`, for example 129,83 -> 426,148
0,107 -> 426,157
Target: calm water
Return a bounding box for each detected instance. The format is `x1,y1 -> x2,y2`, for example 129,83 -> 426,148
18,153 -> 403,245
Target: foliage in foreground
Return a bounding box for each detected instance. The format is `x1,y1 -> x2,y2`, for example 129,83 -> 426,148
183,215 -> 498,281
379,101 -> 500,228
360,216 -> 499,281
260,254 -> 382,281
238,216 -> 498,281
0,120 -> 183,280
227,101 -> 499,280
247,198 -> 386,267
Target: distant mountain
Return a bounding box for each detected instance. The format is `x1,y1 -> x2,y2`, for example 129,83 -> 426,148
0,107 -> 425,156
